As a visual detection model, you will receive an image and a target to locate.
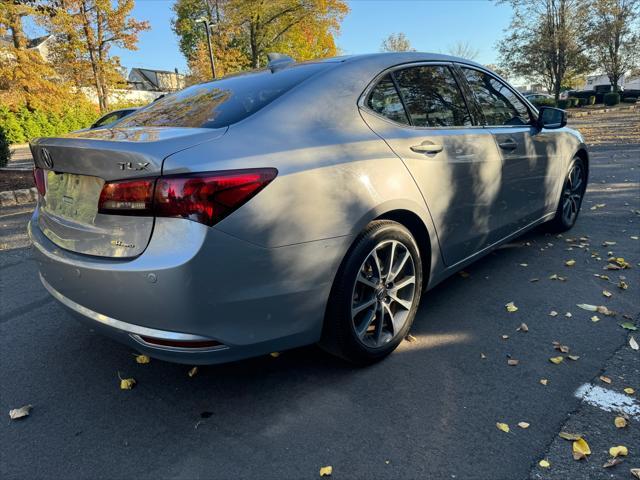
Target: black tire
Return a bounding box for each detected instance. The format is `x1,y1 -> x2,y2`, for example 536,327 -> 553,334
547,156 -> 587,232
320,220 -> 423,365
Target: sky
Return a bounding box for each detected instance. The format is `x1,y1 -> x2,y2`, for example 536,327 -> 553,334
23,0 -> 514,73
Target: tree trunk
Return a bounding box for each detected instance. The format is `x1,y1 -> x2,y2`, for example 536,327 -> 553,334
8,12 -> 27,49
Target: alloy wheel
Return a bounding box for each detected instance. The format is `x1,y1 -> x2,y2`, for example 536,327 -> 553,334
561,162 -> 585,225
350,240 -> 417,348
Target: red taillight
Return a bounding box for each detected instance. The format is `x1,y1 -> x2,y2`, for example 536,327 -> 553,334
97,168 -> 277,226
33,168 -> 46,196
154,169 -> 277,226
98,178 -> 155,215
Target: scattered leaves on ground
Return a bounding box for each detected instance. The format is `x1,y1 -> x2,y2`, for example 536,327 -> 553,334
620,322 -> 638,331
405,334 -> 417,343
602,458 -> 623,468
630,336 -> 639,350
120,377 -> 136,390
505,302 -> 518,312
630,467 -> 640,478
518,422 -> 530,429
9,405 -> 32,420
559,432 -> 582,441
270,352 -> 280,358
517,323 -> 528,332
135,355 -> 150,364
623,387 -> 635,395
618,280 -> 628,290
591,315 -> 600,322
480,352 -> 486,359
508,359 -> 519,366
188,366 -> 198,378
540,378 -> 548,386
565,259 -> 576,267
539,459 -> 550,468
600,375 -> 612,384
549,310 -> 559,317
609,446 -> 628,458
602,290 -> 612,298
567,355 -> 580,361
549,356 -> 564,364
496,422 -> 510,433
572,438 -> 591,460
319,466 -> 333,477
614,416 -> 628,428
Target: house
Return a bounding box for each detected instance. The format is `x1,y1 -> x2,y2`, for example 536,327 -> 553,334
580,72 -> 640,92
128,68 -> 185,92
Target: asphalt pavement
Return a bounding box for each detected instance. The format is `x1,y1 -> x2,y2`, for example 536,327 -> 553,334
1,138 -> 639,479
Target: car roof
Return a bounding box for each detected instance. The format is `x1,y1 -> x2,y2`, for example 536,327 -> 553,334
320,52 -> 486,70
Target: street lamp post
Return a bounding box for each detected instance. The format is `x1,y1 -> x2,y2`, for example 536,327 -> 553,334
195,17 -> 216,80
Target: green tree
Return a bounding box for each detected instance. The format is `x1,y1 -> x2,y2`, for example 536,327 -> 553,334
583,0 -> 640,91
380,32 -> 414,52
173,0 -> 348,82
497,0 -> 590,100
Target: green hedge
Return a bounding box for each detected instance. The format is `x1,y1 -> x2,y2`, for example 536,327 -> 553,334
0,126 -> 11,167
604,92 -> 620,106
622,97 -> 637,103
588,96 -> 596,105
567,97 -> 579,107
557,99 -> 570,109
578,98 -> 588,106
532,98 -> 556,107
0,104 -> 100,144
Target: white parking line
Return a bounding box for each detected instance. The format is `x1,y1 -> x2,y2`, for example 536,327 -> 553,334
574,383 -> 640,419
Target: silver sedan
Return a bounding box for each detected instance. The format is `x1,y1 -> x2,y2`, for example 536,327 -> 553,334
29,52 -> 588,365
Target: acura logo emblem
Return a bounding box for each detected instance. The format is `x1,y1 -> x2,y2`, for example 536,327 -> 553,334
41,148 -> 54,169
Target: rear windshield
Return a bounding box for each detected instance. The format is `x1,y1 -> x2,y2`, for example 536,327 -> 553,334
117,63 -> 331,129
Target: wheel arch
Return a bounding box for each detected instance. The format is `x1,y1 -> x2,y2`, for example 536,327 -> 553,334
574,147 -> 589,180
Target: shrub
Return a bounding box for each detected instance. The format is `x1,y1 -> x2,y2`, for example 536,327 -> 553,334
588,96 -> 596,105
0,126 -> 11,168
622,97 -> 637,103
531,98 -> 556,107
567,97 -> 579,107
578,98 -> 588,106
557,99 -> 570,109
604,92 -> 621,106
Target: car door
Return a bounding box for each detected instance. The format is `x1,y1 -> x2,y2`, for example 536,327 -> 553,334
360,64 -> 504,267
458,66 -> 553,236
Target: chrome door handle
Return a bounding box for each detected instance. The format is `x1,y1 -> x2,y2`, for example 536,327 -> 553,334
498,140 -> 518,151
410,143 -> 443,154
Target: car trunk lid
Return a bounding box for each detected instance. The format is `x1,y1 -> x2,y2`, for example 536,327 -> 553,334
31,126 -> 227,258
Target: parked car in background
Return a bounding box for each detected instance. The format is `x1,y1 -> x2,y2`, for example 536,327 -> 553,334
525,93 -> 553,103
90,108 -> 139,129
28,52 -> 588,366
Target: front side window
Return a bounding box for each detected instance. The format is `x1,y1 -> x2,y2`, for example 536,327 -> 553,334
367,74 -> 409,124
393,66 -> 472,127
461,68 -> 532,126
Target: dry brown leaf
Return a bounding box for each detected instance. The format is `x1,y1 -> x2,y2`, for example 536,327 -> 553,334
540,378 -> 548,386
572,438 -> 591,460
459,271 -> 470,278
496,422 -> 509,433
508,359 -> 519,366
597,305 -> 616,316
603,290 -> 613,298
631,467 -> 640,478
591,315 -> 600,322
517,323 -> 529,332
567,355 -> 580,361
518,422 -> 530,429
618,280 -> 629,290
600,375 -> 612,384
270,352 -> 280,358
120,378 -> 136,390
188,366 -> 198,378
405,334 -> 417,343
630,336 -> 639,350
614,416 -> 627,428
559,432 -> 582,441
602,458 -> 623,468
9,405 -> 32,420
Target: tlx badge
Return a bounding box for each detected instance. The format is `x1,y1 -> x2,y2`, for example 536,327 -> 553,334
117,161 -> 150,171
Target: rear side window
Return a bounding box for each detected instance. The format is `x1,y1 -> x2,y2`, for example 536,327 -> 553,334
367,74 -> 409,124
461,68 -> 532,126
393,66 -> 472,127
117,63 -> 330,129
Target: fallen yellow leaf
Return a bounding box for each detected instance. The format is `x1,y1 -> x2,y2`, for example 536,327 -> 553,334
572,437 -> 591,460
609,445 -> 628,458
539,459 -> 550,468
270,352 -> 280,358
540,378 -> 548,385
614,416 -> 627,428
496,422 -> 510,433
120,378 -> 136,390
591,315 -> 600,322
559,432 -> 582,441
9,405 -> 32,420
505,301 -> 518,312
135,355 -> 150,364
188,366 -> 198,378
549,356 -> 564,364
518,422 -> 530,429
319,466 -> 333,477
603,290 -> 612,298
565,259 -> 576,266
623,387 -> 635,395
618,280 -> 628,290
405,334 -> 417,343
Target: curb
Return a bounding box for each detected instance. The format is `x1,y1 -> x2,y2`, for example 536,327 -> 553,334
0,187 -> 38,208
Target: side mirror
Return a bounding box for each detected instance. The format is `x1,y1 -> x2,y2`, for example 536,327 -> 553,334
537,107 -> 567,129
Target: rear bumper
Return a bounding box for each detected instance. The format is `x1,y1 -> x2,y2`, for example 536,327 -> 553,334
29,207 -> 351,364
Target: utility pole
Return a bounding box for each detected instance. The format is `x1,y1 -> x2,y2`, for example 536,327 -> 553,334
195,17 -> 216,80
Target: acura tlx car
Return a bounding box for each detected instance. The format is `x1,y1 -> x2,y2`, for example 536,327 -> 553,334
29,52 -> 588,365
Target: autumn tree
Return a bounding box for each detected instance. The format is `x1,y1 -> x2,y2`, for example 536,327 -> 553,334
582,0 -> 640,91
380,32 -> 414,52
45,0 -> 149,111
448,41 -> 479,60
497,0 -> 590,100
173,0 -> 348,83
